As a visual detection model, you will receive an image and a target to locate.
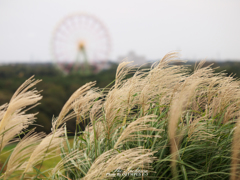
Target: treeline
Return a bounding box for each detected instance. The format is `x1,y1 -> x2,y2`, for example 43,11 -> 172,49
0,63 -> 118,134
186,61 -> 240,78
0,61 -> 240,133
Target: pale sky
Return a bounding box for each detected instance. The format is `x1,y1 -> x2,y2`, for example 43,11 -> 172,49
0,0 -> 240,63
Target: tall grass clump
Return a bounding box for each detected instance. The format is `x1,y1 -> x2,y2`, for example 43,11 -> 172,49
1,52 -> 240,179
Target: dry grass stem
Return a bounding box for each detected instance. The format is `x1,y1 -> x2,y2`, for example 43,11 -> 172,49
114,115 -> 161,149
52,149 -> 89,176
83,147 -> 155,180
0,76 -> 42,151
23,127 -> 64,174
4,129 -> 44,179
52,81 -> 96,130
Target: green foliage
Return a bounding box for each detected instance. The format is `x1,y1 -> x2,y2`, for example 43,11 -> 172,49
0,63 -> 118,133
1,57 -> 240,179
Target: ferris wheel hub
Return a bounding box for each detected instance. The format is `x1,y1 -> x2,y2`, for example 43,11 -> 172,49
78,41 -> 86,51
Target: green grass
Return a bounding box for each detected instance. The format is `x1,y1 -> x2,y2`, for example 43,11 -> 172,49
0,139 -> 74,177
1,53 -> 240,179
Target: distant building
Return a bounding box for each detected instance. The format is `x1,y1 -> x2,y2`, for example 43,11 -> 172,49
117,51 -> 147,66
93,61 -> 112,72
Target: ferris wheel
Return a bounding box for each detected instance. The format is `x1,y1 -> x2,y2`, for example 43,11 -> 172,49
52,13 -> 111,74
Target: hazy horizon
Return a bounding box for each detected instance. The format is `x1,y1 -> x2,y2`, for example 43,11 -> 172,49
1,0 -> 240,63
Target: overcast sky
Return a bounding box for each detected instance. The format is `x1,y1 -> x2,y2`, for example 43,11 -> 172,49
0,0 -> 240,63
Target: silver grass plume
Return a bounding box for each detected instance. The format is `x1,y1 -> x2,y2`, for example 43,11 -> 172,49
0,76 -> 42,152
52,81 -> 96,130
3,129 -> 44,180
114,115 -> 161,149
22,127 -> 64,175
83,147 -> 156,180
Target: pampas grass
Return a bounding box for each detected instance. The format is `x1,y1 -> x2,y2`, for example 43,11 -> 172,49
22,127 -> 64,176
2,52 -> 240,179
52,81 -> 97,130
3,130 -> 44,180
114,115 -> 160,149
83,147 -> 156,180
0,76 -> 42,152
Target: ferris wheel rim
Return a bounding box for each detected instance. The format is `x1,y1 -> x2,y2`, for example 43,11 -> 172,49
51,12 -> 111,73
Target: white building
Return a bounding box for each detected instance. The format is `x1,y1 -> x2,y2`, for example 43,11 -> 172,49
117,51 -> 147,66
